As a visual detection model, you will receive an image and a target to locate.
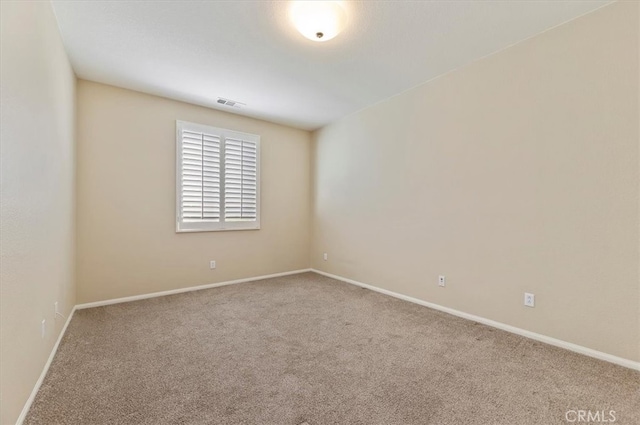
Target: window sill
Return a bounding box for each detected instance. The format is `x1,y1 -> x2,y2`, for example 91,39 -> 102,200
176,223 -> 260,233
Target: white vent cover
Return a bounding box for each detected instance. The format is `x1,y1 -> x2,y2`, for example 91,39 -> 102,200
216,97 -> 245,108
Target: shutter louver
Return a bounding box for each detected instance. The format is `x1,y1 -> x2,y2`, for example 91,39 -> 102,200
180,130 -> 221,221
224,138 -> 258,221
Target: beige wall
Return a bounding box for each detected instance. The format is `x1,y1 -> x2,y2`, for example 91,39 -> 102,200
76,81 -> 311,303
0,2 -> 77,424
312,1 -> 639,362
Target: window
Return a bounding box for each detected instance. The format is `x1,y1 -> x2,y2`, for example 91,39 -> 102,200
176,121 -> 260,232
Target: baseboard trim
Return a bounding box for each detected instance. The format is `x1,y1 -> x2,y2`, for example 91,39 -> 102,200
16,306 -> 77,425
75,269 -> 313,310
311,269 -> 640,371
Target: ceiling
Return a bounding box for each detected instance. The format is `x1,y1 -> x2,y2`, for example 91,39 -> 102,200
51,0 -> 611,131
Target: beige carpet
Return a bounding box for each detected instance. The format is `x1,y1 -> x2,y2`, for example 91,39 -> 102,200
25,272 -> 639,424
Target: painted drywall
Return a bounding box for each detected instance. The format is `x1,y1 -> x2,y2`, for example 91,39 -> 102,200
0,1 -> 77,423
312,1 -> 639,362
76,80 -> 311,303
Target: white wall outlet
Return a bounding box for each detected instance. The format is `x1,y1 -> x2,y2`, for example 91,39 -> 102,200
438,275 -> 446,287
54,301 -> 59,317
210,260 -> 216,269
524,292 -> 535,307
41,319 -> 46,339
323,253 -> 328,261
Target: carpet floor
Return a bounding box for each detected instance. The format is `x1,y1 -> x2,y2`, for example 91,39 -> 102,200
25,272 -> 639,424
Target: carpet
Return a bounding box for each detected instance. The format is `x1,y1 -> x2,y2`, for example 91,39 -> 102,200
25,272 -> 640,424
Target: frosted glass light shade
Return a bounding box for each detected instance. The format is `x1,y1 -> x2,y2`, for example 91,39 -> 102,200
290,1 -> 347,42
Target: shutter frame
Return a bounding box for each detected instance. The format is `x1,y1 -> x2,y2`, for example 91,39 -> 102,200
176,121 -> 260,232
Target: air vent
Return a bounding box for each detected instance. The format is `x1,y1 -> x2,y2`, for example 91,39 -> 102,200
216,97 -> 245,108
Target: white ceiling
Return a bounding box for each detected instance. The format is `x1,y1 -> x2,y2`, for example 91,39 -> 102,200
51,0 -> 611,130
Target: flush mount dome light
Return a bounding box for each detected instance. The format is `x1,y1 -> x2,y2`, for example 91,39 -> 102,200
290,1 -> 347,42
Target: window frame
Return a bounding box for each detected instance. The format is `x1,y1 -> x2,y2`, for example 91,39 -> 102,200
175,120 -> 261,233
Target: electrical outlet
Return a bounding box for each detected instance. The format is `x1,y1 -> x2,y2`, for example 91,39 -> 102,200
438,275 -> 446,287
323,253 -> 328,261
54,301 -> 59,318
524,293 -> 535,307
210,260 -> 216,269
41,319 -> 46,339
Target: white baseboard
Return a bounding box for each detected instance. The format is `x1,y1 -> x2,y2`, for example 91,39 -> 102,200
311,269 -> 640,372
75,269 -> 313,309
16,306 -> 77,425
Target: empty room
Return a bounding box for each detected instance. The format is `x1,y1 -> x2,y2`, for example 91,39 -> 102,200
1,0 -> 639,424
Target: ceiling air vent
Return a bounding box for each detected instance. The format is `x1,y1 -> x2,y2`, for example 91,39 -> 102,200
216,97 -> 245,108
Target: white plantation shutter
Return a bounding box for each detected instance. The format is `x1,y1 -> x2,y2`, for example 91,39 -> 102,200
176,121 -> 260,232
224,138 -> 257,221
180,130 -> 220,221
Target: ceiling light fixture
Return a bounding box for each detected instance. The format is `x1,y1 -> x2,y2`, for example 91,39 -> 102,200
289,1 -> 347,42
